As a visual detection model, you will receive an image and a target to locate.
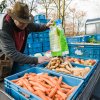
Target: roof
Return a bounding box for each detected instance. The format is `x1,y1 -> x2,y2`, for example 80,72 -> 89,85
86,18 -> 100,24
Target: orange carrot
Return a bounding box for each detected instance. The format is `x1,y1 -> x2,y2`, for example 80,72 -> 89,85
38,73 -> 49,78
23,73 -> 29,78
49,77 -> 60,89
49,86 -> 58,98
29,73 -> 36,76
12,80 -> 19,83
23,85 -> 28,90
57,90 -> 67,100
41,77 -> 55,87
59,88 -> 70,93
46,96 -> 52,100
36,90 -> 48,100
33,86 -> 45,92
29,81 -> 48,92
61,83 -> 72,89
16,80 -> 23,86
58,76 -> 62,85
39,82 -> 51,89
12,77 -> 23,83
55,94 -> 63,100
67,86 -> 76,97
53,76 -> 59,81
22,79 -> 34,94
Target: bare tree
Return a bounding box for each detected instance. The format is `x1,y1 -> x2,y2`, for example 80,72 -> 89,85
8,0 -> 15,5
37,0 -> 53,18
0,0 -> 37,15
75,11 -> 86,35
0,0 -> 7,13
68,7 -> 76,35
28,0 -> 37,13
66,7 -> 86,36
52,0 -> 73,29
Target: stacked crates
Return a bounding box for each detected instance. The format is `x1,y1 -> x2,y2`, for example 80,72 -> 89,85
34,14 -> 46,21
23,43 -> 29,55
5,67 -> 84,100
66,34 -> 100,60
68,44 -> 100,60
27,30 -> 50,55
26,14 -> 51,56
66,35 -> 84,43
34,14 -> 50,24
67,34 -> 100,43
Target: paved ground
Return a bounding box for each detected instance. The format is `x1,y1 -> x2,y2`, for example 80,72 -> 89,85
0,81 -> 14,100
0,81 -> 4,90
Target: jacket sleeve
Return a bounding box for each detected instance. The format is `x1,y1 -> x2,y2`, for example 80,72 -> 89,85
27,23 -> 49,33
0,30 -> 38,64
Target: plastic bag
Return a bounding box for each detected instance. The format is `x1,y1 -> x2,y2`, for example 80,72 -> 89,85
49,19 -> 69,57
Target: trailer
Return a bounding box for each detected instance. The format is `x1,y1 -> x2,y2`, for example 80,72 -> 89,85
85,18 -> 100,34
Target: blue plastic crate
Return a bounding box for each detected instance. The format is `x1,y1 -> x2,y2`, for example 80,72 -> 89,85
82,34 -> 100,43
66,34 -> 100,43
38,32 -> 44,38
23,44 -> 29,55
30,30 -> 50,41
33,38 -> 39,42
27,43 -> 33,49
5,86 -> 28,100
28,42 -> 42,49
41,37 -> 48,42
68,43 -> 100,60
66,36 -> 84,43
95,34 -> 100,41
11,64 -> 33,74
65,55 -> 98,69
35,19 -> 48,24
44,32 -> 49,38
28,47 -> 43,55
35,19 -> 50,24
38,37 -> 44,42
27,34 -> 33,40
5,67 -> 84,100
34,14 -> 46,20
43,41 -> 50,47
43,37 -> 50,42
33,42 -> 42,48
43,46 -> 50,52
28,49 -> 35,55
27,38 -> 34,44
33,47 -> 43,53
32,33 -> 39,38
84,35 -> 96,42
37,62 -> 94,81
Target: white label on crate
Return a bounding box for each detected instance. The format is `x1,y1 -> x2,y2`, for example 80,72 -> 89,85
75,50 -> 83,55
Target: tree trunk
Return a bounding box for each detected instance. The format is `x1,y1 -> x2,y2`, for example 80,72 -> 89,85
73,14 -> 75,36
62,0 -> 65,28
46,8 -> 48,18
58,0 -> 60,19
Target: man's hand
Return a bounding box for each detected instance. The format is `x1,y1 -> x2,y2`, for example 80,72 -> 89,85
38,56 -> 50,64
46,19 -> 54,28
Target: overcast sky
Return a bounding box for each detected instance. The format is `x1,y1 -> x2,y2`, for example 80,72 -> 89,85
31,0 -> 100,20
69,0 -> 100,19
0,0 -> 100,19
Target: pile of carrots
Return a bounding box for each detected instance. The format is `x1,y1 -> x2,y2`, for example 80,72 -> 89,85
12,73 -> 76,100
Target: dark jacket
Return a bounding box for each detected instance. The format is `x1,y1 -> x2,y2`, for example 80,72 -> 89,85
0,14 -> 49,64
